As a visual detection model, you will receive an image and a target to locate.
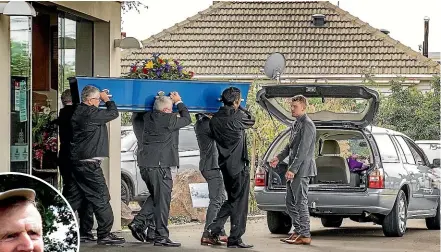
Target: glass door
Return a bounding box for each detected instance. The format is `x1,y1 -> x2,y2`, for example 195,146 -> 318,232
10,16 -> 32,174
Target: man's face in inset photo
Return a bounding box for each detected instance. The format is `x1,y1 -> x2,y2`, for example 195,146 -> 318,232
0,199 -> 44,252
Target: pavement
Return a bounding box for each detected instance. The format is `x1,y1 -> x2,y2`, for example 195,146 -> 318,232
80,217 -> 440,252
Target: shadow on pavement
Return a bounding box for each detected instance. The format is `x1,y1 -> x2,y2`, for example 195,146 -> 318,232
270,227 -> 431,241
80,242 -> 261,252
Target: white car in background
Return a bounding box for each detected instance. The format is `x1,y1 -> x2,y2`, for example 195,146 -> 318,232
416,140 -> 440,167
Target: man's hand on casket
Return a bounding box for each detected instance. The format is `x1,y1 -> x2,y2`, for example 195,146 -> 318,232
170,92 -> 182,104
100,91 -> 110,102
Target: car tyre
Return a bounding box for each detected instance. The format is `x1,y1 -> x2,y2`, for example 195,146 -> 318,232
321,217 -> 343,228
425,200 -> 440,230
267,211 -> 291,234
382,190 -> 407,237
121,179 -> 131,205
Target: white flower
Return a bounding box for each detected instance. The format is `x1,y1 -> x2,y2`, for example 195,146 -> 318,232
43,107 -> 51,115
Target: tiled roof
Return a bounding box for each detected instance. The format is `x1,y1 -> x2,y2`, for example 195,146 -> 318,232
121,1 -> 440,76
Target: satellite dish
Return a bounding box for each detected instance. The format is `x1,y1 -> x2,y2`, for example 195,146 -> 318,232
264,53 -> 286,82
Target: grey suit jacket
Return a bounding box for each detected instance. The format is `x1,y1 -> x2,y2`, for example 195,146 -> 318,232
277,114 -> 317,177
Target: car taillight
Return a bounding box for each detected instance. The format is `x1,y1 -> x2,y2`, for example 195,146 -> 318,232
368,168 -> 385,189
254,169 -> 266,187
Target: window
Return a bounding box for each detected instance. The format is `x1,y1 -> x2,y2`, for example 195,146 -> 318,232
121,131 -> 136,152
339,138 -> 371,161
407,141 -> 425,165
373,134 -> 399,163
395,136 -> 416,164
10,16 -> 32,174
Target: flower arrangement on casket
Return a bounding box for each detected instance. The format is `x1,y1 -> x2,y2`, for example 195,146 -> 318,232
32,102 -> 58,170
122,53 -> 194,80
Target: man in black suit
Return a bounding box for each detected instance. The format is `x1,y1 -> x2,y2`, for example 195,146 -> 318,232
128,112 -> 155,243
55,89 -> 95,243
195,113 -> 227,245
69,85 -> 125,245
204,87 -> 255,248
130,92 -> 191,247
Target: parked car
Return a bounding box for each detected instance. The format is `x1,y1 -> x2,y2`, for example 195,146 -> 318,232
254,85 -> 440,237
416,140 -> 440,167
120,125 -> 200,205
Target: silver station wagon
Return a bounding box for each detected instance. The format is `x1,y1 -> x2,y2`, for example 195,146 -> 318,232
254,85 -> 440,237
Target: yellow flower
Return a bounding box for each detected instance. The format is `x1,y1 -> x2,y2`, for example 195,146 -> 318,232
145,61 -> 153,69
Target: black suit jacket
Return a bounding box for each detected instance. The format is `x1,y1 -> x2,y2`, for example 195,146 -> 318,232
70,101 -> 119,161
55,105 -> 75,161
138,103 -> 191,167
209,106 -> 255,176
194,115 -> 219,171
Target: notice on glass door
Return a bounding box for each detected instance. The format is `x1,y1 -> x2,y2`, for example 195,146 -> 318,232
14,80 -> 20,111
10,145 -> 28,162
19,80 -> 27,122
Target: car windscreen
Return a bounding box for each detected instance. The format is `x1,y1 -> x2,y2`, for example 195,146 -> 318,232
270,97 -> 371,123
121,131 -> 136,152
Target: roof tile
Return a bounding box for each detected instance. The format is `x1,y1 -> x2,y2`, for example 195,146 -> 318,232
122,1 -> 439,75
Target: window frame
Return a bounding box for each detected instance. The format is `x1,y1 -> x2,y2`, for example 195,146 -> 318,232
373,134 -> 401,163
393,135 -> 416,165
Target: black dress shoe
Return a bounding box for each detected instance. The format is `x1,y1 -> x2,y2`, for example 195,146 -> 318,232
154,238 -> 181,247
227,242 -> 254,248
144,229 -> 155,243
97,233 -> 126,245
80,232 -> 97,242
128,223 -> 146,242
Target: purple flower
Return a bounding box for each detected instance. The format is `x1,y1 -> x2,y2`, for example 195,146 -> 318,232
177,65 -> 183,73
155,68 -> 163,77
164,63 -> 171,73
152,53 -> 160,59
174,60 -> 180,65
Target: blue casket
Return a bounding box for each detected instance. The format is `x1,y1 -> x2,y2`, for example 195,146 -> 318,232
69,77 -> 251,113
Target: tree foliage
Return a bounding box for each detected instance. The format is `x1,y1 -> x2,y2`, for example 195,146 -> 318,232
0,174 -> 78,252
10,41 -> 31,77
121,1 -> 148,28
121,1 -> 148,14
375,76 -> 440,140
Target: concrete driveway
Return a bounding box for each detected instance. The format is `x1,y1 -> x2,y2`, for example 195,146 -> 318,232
80,217 -> 440,252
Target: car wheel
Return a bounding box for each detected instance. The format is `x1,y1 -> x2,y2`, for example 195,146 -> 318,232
382,190 -> 407,237
121,179 -> 131,205
267,211 -> 291,234
321,217 -> 343,228
425,200 -> 440,230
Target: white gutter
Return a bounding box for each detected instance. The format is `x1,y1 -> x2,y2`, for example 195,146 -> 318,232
193,74 -> 437,81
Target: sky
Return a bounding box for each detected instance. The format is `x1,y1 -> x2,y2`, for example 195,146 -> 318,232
122,0 -> 440,53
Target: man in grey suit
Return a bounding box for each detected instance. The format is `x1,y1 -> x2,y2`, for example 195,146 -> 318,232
194,113 -> 228,245
270,95 -> 316,245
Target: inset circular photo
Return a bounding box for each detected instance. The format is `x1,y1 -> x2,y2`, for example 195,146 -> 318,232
0,172 -> 79,252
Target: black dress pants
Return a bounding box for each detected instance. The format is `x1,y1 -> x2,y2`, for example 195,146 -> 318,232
208,168 -> 250,244
68,160 -> 114,239
59,158 -> 95,236
132,167 -> 173,240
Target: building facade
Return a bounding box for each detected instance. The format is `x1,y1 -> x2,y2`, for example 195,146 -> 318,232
0,1 -> 122,230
